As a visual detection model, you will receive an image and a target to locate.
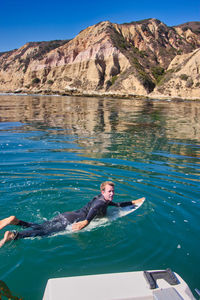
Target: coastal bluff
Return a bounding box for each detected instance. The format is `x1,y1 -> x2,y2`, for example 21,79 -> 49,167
0,19 -> 200,100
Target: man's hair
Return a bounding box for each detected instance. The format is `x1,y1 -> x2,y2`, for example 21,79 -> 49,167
100,181 -> 115,191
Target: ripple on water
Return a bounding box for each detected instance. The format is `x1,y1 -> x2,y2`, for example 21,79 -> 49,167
0,96 -> 200,300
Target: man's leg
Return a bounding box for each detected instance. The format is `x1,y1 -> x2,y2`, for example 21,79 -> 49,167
0,216 -> 19,230
14,215 -> 71,240
0,214 -> 71,247
0,226 -> 46,248
0,216 -> 38,231
0,231 -> 15,248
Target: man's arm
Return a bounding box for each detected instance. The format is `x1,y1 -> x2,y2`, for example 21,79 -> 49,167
72,201 -> 104,231
72,220 -> 89,231
110,197 -> 145,207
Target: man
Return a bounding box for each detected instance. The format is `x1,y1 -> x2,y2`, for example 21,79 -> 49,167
0,181 -> 144,247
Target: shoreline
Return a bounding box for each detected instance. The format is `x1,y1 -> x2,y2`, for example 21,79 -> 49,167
0,89 -> 200,102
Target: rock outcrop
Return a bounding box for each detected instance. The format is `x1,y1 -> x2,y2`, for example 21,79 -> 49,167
151,48 -> 200,99
0,19 -> 200,99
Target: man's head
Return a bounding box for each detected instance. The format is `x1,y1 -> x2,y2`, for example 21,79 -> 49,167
100,181 -> 115,201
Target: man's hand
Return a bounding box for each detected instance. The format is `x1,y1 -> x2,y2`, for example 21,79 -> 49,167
132,197 -> 145,206
72,220 -> 89,231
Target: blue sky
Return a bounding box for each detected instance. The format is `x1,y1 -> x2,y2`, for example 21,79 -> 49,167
1,0 -> 200,52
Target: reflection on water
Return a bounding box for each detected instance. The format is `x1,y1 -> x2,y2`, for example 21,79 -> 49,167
0,95 -> 199,137
0,95 -> 200,160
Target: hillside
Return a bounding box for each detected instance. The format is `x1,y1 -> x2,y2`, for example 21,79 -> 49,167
151,48 -> 200,99
0,19 -> 199,99
174,21 -> 200,34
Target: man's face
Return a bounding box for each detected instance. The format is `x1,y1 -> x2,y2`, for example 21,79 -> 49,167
102,184 -> 115,201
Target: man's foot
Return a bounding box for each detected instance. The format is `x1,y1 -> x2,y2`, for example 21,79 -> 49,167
0,231 -> 15,248
0,216 -> 19,230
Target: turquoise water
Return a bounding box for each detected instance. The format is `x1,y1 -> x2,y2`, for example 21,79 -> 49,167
0,95 -> 199,299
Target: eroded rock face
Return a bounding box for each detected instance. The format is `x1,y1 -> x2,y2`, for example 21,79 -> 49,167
151,48 -> 200,99
0,19 -> 200,99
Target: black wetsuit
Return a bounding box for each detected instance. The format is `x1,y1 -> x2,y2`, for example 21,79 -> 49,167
14,194 -> 132,240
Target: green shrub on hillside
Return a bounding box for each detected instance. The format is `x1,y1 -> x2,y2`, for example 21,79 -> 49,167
157,69 -> 174,86
47,80 -> 54,85
111,75 -> 118,85
151,66 -> 165,83
32,78 -> 40,85
185,77 -> 193,88
180,74 -> 188,81
132,57 -> 155,92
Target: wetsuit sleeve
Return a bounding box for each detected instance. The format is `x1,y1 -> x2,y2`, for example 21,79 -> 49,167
109,201 -> 133,207
86,202 -> 105,223
18,220 -> 37,228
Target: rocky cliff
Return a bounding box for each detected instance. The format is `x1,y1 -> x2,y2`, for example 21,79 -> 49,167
0,19 -> 200,99
151,48 -> 200,99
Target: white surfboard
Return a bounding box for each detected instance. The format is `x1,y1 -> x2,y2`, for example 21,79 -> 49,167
51,198 -> 145,236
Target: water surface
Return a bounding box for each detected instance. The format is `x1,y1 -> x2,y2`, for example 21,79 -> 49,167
0,95 -> 199,299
